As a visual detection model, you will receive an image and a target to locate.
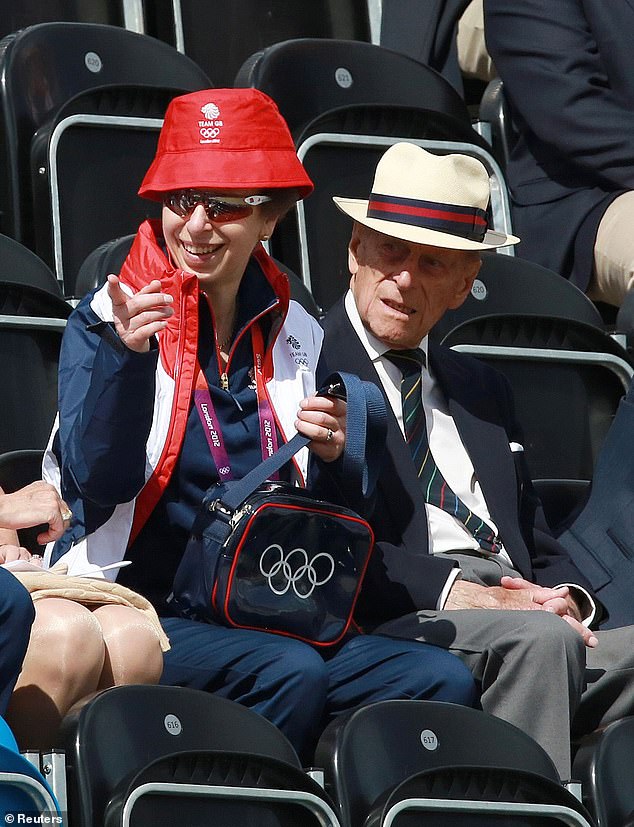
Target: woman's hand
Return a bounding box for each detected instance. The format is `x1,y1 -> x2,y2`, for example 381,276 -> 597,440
107,275 -> 174,353
295,396 -> 346,462
0,481 -> 72,544
0,544 -> 35,564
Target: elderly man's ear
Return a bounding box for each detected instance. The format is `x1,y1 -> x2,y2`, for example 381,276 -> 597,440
447,255 -> 481,310
348,233 -> 361,279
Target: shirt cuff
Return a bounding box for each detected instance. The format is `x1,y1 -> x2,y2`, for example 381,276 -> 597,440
557,583 -> 596,627
438,567 -> 463,610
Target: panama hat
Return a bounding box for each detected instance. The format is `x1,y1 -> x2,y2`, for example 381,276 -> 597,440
333,142 -> 519,251
139,88 -> 313,200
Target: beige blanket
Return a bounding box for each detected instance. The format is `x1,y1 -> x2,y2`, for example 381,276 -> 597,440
14,566 -> 170,652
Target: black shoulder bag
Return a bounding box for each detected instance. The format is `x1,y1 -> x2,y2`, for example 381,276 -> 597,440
167,372 -> 386,647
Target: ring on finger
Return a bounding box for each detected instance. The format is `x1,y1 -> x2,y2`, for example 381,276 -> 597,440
61,508 -> 73,523
325,428 -> 334,442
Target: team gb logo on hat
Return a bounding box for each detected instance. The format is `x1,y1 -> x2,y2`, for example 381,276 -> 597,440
199,102 -> 222,145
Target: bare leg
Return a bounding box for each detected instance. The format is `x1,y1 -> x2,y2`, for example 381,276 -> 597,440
6,598 -> 105,749
92,604 -> 163,688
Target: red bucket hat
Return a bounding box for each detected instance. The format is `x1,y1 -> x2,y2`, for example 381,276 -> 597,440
139,88 -> 313,200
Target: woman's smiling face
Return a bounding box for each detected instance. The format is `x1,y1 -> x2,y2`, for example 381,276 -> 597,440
161,190 -> 277,294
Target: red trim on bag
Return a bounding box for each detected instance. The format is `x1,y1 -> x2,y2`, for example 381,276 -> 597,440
219,502 -> 375,647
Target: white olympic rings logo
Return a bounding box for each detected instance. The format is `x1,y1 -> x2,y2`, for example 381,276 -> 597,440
200,127 -> 220,139
259,544 -> 335,599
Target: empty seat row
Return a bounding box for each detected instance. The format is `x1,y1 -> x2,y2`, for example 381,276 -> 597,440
48,686 -> 600,826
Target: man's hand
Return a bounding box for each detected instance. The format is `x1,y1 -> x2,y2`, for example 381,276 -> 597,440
500,576 -> 584,620
445,579 -> 564,611
499,576 -> 597,647
108,275 -> 174,353
445,578 -> 598,647
0,481 -> 72,543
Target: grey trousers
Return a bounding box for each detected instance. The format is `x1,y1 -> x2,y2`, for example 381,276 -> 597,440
375,553 -> 634,779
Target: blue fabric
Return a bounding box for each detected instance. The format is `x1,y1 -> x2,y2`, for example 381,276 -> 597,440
485,0 -> 634,288
558,378 -> 634,629
0,717 -> 61,818
160,616 -> 477,761
0,570 -> 33,717
121,274 -> 284,611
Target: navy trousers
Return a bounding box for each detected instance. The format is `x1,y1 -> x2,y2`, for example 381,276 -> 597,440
0,569 -> 34,716
160,617 -> 477,760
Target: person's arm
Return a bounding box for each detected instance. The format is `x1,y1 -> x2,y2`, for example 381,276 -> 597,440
58,279 -> 171,507
485,0 -> 634,190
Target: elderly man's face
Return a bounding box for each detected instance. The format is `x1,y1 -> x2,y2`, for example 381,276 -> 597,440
349,225 -> 480,349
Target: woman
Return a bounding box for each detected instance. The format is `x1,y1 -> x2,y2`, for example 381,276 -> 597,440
44,89 -> 476,759
0,481 -> 164,749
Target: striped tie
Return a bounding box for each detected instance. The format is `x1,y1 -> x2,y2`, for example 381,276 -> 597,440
385,348 -> 500,553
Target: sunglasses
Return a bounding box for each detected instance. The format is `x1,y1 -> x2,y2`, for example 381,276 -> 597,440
163,190 -> 272,223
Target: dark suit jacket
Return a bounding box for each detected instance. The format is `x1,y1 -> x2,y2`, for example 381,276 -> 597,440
484,0 -> 634,289
380,0 -> 471,95
558,379 -> 634,629
321,299 -> 596,629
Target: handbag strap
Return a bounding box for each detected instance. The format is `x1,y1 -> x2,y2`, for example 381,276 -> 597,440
210,371 -> 386,514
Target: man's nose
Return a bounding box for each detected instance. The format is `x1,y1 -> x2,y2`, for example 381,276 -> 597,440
392,263 -> 415,287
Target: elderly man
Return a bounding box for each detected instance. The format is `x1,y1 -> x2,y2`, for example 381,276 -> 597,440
320,141 -> 634,781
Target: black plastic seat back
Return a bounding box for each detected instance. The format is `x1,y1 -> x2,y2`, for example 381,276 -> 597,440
478,77 -> 518,172
236,38 -> 500,312
443,315 -> 633,482
0,22 -> 211,291
145,0 -> 371,88
0,233 -> 71,317
235,38 -> 477,144
372,766 -> 594,827
105,749 -> 338,827
431,253 -> 605,343
0,233 -> 63,296
60,684 -> 304,827
314,700 -> 562,827
573,717 -> 634,827
0,1 -> 127,40
0,317 -> 65,453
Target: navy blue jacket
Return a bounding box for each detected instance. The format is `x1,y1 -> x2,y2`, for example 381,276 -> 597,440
485,0 -> 634,288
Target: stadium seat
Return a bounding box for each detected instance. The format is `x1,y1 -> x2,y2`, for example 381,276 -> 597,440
235,37 -> 512,312
430,252 -> 605,343
61,684 -> 341,827
0,234 -> 71,321
143,0 -> 372,88
478,77 -> 518,172
0,0 -> 134,40
315,700 -> 594,827
573,717 -> 634,827
443,316 -> 633,487
0,22 -> 211,295
0,317 -> 65,454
